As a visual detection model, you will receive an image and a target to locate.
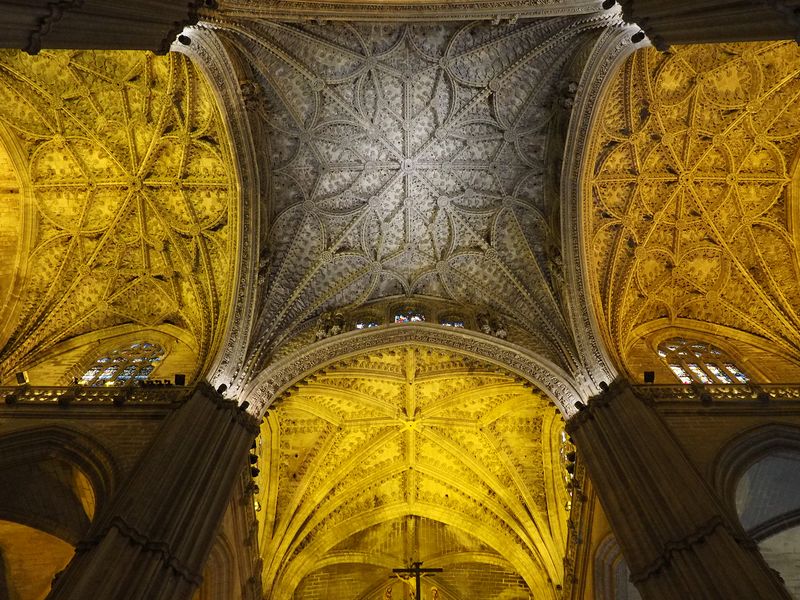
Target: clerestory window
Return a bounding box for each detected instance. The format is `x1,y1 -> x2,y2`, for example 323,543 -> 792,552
394,308 -> 425,323
79,342 -> 165,386
657,338 -> 748,384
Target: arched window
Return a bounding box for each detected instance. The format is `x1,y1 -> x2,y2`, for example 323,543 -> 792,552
734,450 -> 800,597
79,342 -> 165,386
594,536 -> 642,600
394,308 -> 425,324
439,315 -> 465,328
657,338 -> 748,384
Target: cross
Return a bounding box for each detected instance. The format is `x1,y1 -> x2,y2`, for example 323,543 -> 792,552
392,561 -> 443,600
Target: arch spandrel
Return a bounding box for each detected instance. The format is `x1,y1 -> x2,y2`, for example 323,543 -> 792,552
583,41 -> 800,379
252,343 -> 572,599
0,49 -> 239,383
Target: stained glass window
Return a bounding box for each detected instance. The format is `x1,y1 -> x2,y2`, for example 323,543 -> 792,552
79,342 -> 165,387
658,338 -> 749,384
706,363 -> 733,384
355,319 -> 380,329
439,316 -> 465,328
668,364 -> 693,385
394,309 -> 425,323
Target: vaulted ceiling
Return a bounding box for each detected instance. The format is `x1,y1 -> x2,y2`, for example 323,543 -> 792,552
215,16 -> 609,380
255,345 -> 570,600
585,41 -> 800,379
0,49 -> 238,381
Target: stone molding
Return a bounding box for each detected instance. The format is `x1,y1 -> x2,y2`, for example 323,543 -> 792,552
242,323 -> 584,417
208,0 -> 603,23
559,14 -> 643,389
173,29 -> 262,390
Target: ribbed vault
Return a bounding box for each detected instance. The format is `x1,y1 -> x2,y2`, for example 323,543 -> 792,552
254,344 -> 570,599
0,49 -> 238,381
584,41 -> 800,378
210,16 -> 610,381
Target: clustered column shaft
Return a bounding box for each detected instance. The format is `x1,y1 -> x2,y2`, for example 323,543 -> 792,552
47,383 -> 258,600
566,380 -> 790,600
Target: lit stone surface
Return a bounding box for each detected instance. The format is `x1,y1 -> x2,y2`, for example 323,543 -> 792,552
585,42 -> 800,376
255,345 -> 570,599
0,50 -> 238,380
225,18 -> 604,374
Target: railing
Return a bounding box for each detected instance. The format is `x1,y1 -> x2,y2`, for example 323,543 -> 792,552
0,384 -> 194,406
633,383 -> 800,404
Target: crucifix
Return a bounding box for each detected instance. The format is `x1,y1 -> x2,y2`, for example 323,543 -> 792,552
392,561 -> 443,600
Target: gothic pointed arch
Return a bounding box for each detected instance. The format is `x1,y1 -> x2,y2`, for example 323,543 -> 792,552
249,339 -> 575,599
171,28 -> 262,387
242,323 -> 584,416
0,425 -> 118,543
560,15 -> 644,390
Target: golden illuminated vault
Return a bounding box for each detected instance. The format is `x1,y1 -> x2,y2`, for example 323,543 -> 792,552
254,345 -> 570,599
0,49 -> 238,383
585,41 -> 800,381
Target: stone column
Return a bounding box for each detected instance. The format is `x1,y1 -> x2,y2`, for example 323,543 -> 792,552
566,380 -> 790,600
47,383 -> 258,600
607,0 -> 800,50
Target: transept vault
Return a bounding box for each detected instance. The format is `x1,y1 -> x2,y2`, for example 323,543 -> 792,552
199,14 -> 621,389
0,49 -> 239,384
585,41 -> 800,382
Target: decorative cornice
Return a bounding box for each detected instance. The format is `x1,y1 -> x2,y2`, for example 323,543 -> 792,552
208,0 -> 604,22
0,385 -> 191,406
242,323 -> 583,417
635,384 -> 800,405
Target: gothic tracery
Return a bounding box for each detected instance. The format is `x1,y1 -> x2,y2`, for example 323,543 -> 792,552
0,50 -> 238,380
217,17 -> 608,379
586,42 -> 800,376
256,345 -> 569,599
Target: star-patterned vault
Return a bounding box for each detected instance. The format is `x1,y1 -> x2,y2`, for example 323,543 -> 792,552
585,41 -> 800,378
216,17 -> 606,377
0,49 -> 238,381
